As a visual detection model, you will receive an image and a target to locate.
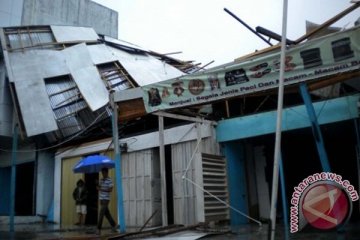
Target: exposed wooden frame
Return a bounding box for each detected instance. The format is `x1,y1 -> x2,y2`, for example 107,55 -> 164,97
294,2 -> 360,44
234,2 -> 360,62
152,111 -> 217,125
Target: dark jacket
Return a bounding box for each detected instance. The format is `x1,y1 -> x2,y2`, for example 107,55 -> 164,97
73,180 -> 88,205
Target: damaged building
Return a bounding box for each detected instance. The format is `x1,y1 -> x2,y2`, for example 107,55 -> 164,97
1,0 -> 360,235
0,0 -> 219,229
0,22 -> 217,228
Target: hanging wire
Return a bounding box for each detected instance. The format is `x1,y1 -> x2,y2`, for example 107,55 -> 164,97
316,99 -> 328,118
0,109 -> 108,153
126,124 -> 195,154
180,126 -> 262,227
183,176 -> 262,227
183,136 -> 202,175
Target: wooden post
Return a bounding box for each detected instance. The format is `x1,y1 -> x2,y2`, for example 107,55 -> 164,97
194,122 -> 205,223
158,115 -> 168,226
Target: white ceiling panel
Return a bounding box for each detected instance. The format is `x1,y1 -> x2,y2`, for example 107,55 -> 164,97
71,66 -> 109,111
87,44 -> 117,65
8,51 -> 58,136
63,43 -> 108,111
51,25 -> 99,43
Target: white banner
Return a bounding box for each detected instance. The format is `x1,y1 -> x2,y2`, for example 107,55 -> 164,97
142,26 -> 360,113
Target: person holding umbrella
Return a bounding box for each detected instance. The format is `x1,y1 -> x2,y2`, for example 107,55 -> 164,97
96,167 -> 119,235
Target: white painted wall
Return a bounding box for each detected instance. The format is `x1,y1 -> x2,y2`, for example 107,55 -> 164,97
0,0 -> 24,27
22,0 -> 118,38
172,129 -> 221,225
0,0 -> 118,38
36,151 -> 55,218
54,122 -> 215,224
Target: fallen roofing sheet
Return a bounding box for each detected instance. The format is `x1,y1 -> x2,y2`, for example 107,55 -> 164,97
62,43 -> 109,111
144,230 -> 210,240
104,35 -> 149,52
87,44 -> 117,64
2,25 -> 185,137
8,50 -> 59,136
109,47 -> 184,86
50,25 -> 99,42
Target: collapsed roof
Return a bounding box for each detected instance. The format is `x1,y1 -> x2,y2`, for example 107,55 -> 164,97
0,25 -> 198,142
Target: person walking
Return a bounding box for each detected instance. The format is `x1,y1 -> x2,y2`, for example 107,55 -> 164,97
96,167 -> 119,235
72,179 -> 88,226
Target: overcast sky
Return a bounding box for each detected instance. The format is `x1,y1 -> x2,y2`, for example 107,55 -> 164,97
93,0 -> 359,67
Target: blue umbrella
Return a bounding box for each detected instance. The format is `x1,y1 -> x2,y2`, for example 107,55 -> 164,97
73,155 -> 115,173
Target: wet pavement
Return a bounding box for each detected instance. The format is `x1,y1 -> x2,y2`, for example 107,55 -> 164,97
0,221 -> 360,240
0,223 -> 118,240
203,223 -> 360,240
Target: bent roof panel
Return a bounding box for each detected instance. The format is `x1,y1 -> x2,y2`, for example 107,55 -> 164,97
51,25 -> 99,42
8,51 -> 58,136
38,50 -> 69,78
2,25 -> 190,138
72,66 -> 109,110
87,44 -> 117,65
62,43 -> 108,111
104,36 -> 148,52
109,46 -> 185,86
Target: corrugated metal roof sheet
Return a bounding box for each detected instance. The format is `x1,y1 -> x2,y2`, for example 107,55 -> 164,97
8,51 -> 59,136
62,43 -> 109,111
4,26 -> 55,50
2,25 -> 190,139
109,47 -> 184,86
103,35 -> 148,52
87,44 -> 117,65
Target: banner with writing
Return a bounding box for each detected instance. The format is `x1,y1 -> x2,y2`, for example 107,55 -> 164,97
142,26 -> 360,113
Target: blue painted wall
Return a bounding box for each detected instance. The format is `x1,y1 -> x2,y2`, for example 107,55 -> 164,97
217,94 -> 360,228
47,201 -> 54,222
223,141 -> 249,226
0,167 -> 11,215
216,94 -> 359,142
